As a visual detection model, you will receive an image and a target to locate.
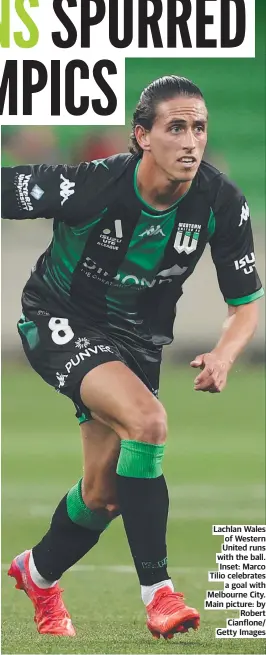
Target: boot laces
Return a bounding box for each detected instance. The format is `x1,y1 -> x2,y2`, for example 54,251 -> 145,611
35,587 -> 69,622
153,590 -> 185,614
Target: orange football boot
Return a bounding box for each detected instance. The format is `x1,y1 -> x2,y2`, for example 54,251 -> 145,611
146,586 -> 200,639
8,550 -> 76,636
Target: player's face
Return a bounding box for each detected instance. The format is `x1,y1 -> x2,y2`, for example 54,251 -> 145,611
146,95 -> 208,181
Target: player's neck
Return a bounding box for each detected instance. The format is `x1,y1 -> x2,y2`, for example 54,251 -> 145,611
137,157 -> 192,211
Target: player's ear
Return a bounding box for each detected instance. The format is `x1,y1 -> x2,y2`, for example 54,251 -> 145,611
135,125 -> 151,152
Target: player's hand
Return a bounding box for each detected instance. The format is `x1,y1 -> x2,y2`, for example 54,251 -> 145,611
190,352 -> 229,393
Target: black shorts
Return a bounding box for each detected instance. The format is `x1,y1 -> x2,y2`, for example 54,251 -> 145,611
18,310 -> 162,423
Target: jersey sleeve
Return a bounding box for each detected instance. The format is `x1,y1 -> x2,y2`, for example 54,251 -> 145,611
1,161 -> 111,224
210,175 -> 264,306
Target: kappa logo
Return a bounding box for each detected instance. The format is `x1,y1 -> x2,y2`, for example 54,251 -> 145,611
56,371 -> 68,389
239,202 -> 250,227
139,225 -> 166,238
60,174 -> 75,206
174,223 -> 201,255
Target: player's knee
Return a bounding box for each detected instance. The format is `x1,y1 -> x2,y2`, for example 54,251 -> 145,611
128,404 -> 167,445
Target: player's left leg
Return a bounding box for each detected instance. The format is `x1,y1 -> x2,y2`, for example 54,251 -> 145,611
8,419 -> 121,636
79,361 -> 200,640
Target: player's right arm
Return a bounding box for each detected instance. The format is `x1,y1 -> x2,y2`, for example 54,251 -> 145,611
1,161 -> 111,224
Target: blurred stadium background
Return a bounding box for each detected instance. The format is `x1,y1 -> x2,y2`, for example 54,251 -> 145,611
1,9 -> 265,652
1,52 -> 265,358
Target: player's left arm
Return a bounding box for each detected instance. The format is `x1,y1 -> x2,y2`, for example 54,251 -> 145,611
191,177 -> 264,393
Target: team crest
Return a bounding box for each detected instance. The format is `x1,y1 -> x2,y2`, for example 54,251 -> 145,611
174,223 -> 201,255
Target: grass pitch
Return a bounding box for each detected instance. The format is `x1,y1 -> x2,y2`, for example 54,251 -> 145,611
1,362 -> 265,654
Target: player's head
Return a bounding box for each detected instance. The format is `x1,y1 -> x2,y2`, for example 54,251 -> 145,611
130,76 -> 207,182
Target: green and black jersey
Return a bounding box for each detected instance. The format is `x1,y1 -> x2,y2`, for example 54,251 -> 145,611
1,154 -> 263,347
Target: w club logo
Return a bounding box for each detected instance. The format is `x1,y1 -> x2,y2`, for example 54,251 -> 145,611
60,174 -> 75,206
174,229 -> 200,255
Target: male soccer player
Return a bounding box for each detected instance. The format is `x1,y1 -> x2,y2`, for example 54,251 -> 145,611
1,76 -> 263,640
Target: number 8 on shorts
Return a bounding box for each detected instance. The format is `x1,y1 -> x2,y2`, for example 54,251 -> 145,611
48,317 -> 74,345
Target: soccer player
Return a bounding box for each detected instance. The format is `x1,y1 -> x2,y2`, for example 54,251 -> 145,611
1,76 -> 263,640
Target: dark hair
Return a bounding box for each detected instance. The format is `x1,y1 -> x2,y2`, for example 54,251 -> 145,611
129,75 -> 204,156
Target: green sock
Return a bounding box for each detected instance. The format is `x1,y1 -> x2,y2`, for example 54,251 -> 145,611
116,440 -> 165,478
116,440 -> 169,585
67,479 -> 111,530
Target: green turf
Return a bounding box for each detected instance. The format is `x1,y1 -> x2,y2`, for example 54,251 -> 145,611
1,362 -> 265,654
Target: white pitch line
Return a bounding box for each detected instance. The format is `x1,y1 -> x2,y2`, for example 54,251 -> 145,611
169,484 -> 265,500
3,483 -> 264,500
2,563 -> 207,574
169,509 -> 265,520
25,504 -> 265,520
